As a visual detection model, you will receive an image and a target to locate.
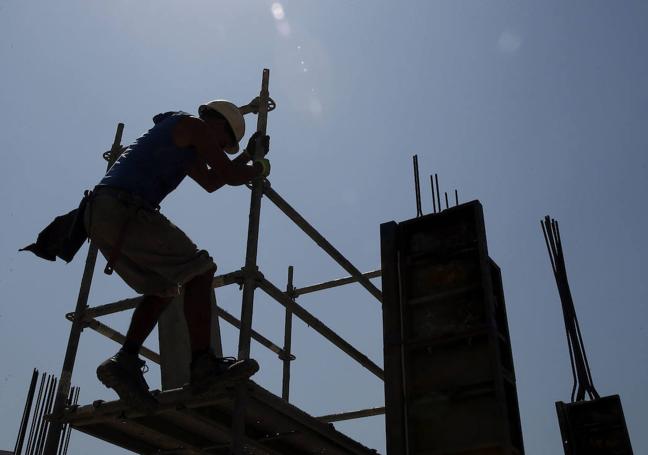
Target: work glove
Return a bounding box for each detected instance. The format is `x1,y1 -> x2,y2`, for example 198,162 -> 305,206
255,158 -> 271,178
245,132 -> 270,158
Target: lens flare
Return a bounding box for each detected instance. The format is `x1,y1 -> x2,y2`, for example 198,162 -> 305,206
271,3 -> 285,20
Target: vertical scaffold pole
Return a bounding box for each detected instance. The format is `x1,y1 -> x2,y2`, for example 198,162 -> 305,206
282,266 -> 294,401
43,123 -> 125,455
231,69 -> 270,455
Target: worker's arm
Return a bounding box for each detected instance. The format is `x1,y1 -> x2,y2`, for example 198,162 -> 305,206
175,117 -> 264,192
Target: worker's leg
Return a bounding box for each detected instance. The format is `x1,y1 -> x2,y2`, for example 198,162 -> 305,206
184,266 -> 259,391
183,266 -> 216,357
122,295 -> 173,355
96,293 -> 171,412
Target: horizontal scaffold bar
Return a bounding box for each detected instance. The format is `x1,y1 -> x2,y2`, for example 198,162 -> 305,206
74,294 -> 290,361
257,276 -> 384,381
294,270 -> 382,297
71,315 -> 160,364
263,183 -> 383,304
317,406 -> 386,423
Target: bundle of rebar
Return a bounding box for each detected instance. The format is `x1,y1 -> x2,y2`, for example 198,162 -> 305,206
541,216 -> 600,402
13,370 -> 79,455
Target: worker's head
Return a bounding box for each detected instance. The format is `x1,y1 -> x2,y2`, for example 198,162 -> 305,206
198,100 -> 245,154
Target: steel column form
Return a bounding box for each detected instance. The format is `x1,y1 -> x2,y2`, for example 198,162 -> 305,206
294,270 -> 382,297
232,68 -> 271,455
43,123 -> 125,455
258,276 -> 384,380
281,266 -> 294,401
263,184 -> 383,303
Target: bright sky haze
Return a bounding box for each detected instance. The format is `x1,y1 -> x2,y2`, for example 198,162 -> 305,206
1,1 -> 647,454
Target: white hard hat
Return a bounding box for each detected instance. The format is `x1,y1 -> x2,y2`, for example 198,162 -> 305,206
198,100 -> 245,154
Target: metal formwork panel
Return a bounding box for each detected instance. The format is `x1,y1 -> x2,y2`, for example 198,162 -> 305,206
556,395 -> 633,455
381,201 -> 524,455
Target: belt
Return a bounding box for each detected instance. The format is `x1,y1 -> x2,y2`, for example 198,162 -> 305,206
92,185 -> 160,212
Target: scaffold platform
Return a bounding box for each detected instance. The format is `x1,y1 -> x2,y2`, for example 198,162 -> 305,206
60,380 -> 379,455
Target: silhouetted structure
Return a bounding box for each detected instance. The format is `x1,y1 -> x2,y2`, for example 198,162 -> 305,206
381,201 -> 524,455
542,217 -> 633,455
42,70 -> 385,454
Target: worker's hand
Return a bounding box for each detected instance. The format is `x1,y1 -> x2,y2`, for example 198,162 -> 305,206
254,158 -> 271,178
245,132 -> 270,158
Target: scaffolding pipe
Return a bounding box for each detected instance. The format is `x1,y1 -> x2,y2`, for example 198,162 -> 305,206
212,270 -> 245,289
317,406 -> 386,423
78,294 -> 288,360
258,276 -> 384,380
215,306 -> 291,360
81,318 -> 161,364
43,123 -> 124,455
232,68 -> 271,455
294,270 -> 382,297
82,296 -> 141,319
263,184 -> 383,304
282,266 -> 294,401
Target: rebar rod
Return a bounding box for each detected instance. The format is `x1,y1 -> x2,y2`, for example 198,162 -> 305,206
434,173 -> 441,212
56,386 -> 75,455
61,387 -> 79,455
413,155 -> 422,217
232,68 -> 271,455
258,276 -> 384,380
430,175 -> 437,213
282,266 -> 294,401
25,373 -> 46,455
35,376 -> 57,455
44,123 -> 125,455
541,216 -> 599,401
294,270 -> 381,297
263,184 -> 383,303
14,369 -> 38,455
317,406 -> 386,423
28,374 -> 47,455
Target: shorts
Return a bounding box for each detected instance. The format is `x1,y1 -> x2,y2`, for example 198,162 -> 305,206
83,188 -> 216,297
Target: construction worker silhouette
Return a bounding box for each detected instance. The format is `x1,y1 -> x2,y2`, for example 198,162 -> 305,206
86,100 -> 270,411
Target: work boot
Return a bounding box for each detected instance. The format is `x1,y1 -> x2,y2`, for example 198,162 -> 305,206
190,354 -> 259,394
96,350 -> 158,413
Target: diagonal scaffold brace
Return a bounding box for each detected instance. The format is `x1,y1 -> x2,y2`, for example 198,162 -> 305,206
43,123 -> 126,455
231,68 -> 271,455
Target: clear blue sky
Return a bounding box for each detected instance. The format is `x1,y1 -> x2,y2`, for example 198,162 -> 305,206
1,1 -> 647,454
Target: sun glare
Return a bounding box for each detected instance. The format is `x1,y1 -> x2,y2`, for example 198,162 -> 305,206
271,3 -> 285,21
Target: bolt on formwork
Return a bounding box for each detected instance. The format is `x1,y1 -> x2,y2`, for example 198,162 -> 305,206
43,69 -> 385,455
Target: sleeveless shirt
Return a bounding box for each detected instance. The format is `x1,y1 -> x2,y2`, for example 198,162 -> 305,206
98,111 -> 196,206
